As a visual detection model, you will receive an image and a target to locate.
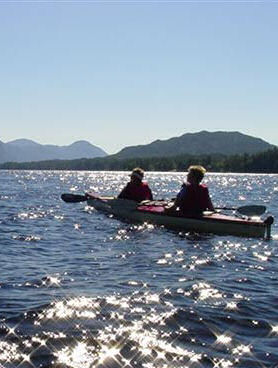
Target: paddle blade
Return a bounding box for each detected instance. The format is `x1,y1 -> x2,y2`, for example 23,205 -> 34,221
61,193 -> 87,203
237,205 -> 266,216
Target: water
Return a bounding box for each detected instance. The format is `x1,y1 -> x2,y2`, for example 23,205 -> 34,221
0,170 -> 278,368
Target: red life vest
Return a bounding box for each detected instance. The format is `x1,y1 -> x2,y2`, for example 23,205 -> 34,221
118,181 -> 153,202
179,183 -> 212,215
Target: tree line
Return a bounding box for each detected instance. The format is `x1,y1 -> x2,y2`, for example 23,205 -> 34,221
1,147 -> 278,173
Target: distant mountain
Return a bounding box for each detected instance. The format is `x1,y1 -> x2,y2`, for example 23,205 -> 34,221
0,140 -> 10,163
0,139 -> 107,163
115,131 -> 276,159
1,131 -> 275,165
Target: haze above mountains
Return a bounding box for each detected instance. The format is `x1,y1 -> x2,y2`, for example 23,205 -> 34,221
0,131 -> 276,164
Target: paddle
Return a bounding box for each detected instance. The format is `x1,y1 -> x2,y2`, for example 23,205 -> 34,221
61,192 -> 107,203
61,193 -> 88,203
215,205 -> 266,216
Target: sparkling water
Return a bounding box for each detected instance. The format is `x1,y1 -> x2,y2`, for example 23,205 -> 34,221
0,170 -> 278,367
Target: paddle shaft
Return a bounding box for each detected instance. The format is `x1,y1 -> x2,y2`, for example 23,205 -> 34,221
216,207 -> 239,211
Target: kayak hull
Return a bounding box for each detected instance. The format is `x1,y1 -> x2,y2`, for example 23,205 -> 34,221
87,198 -> 273,238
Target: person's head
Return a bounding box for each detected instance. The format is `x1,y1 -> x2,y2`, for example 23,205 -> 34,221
130,167 -> 144,183
187,165 -> 206,184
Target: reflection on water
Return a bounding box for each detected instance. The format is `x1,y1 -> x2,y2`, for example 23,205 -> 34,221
0,171 -> 278,367
2,289 -> 276,368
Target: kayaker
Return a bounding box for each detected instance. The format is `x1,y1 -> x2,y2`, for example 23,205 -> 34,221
118,167 -> 153,202
165,165 -> 214,216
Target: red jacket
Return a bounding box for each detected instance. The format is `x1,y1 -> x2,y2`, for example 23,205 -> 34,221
118,181 -> 153,202
177,183 -> 214,215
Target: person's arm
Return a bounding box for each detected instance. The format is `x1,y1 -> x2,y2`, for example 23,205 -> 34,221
207,192 -> 214,211
148,186 -> 153,201
118,183 -> 129,199
164,185 -> 186,213
203,186 -> 214,211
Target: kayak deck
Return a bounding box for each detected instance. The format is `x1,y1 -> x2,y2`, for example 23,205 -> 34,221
87,198 -> 273,239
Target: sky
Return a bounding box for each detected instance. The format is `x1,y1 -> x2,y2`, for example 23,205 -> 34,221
0,1 -> 277,154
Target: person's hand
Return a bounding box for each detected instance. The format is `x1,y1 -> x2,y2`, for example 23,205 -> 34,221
164,204 -> 176,214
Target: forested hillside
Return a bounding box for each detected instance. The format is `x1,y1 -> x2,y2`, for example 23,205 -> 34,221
115,131 -> 275,158
1,148 -> 278,173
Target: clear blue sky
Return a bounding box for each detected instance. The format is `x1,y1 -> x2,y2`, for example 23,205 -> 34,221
1,1 -> 277,154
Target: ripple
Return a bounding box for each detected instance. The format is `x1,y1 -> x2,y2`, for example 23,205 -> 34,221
12,235 -> 41,242
1,289 -> 277,367
1,171 -> 278,367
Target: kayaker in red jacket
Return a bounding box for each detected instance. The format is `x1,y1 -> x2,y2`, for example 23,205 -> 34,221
165,165 -> 214,216
118,167 -> 153,202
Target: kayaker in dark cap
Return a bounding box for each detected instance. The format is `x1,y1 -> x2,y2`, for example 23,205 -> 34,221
118,167 -> 153,202
165,165 -> 214,216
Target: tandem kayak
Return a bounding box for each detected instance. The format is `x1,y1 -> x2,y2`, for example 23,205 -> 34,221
85,196 -> 274,239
